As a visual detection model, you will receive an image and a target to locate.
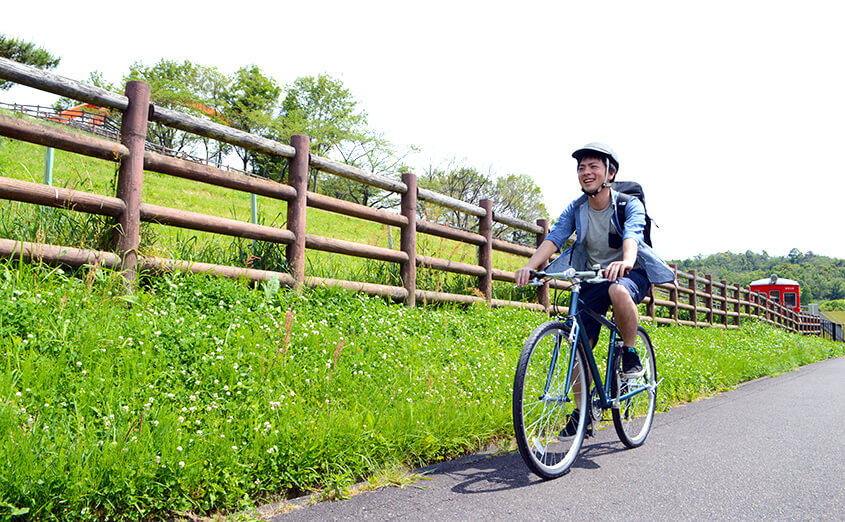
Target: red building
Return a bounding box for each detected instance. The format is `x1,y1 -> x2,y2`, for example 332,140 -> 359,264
749,275 -> 801,313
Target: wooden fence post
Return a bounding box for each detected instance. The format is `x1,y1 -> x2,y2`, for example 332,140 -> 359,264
765,295 -> 773,325
536,218 -> 550,311
115,80 -> 151,290
400,172 -> 417,307
745,287 -> 760,319
734,285 -> 742,327
286,135 -> 309,289
478,199 -> 494,302
705,275 -> 714,325
720,280 -> 728,326
688,269 -> 698,325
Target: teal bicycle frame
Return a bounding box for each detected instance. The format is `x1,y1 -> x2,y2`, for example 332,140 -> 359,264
554,273 -> 650,411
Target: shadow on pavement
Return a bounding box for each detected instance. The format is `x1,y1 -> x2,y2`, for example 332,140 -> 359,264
412,435 -> 628,496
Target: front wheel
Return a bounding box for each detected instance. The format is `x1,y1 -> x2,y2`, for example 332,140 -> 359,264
513,321 -> 588,479
611,326 -> 657,448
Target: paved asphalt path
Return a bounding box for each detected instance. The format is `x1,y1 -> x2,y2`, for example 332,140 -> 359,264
268,357 -> 845,521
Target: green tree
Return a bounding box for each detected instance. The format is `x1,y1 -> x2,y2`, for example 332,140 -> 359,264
419,162 -> 491,230
0,34 -> 60,90
279,74 -> 368,192
490,173 -> 549,243
220,65 -> 281,173
125,59 -> 228,154
418,163 -> 549,239
326,131 -> 417,208
788,247 -> 803,263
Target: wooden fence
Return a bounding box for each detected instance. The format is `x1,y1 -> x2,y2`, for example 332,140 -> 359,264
0,56 -> 823,337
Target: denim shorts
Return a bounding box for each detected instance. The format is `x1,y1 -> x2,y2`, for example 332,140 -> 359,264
578,268 -> 650,342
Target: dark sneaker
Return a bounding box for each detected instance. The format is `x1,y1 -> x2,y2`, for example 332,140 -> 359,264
621,348 -> 645,379
558,409 -> 593,441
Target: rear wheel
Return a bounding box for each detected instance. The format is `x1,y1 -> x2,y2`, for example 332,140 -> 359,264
513,321 -> 588,479
611,326 -> 657,448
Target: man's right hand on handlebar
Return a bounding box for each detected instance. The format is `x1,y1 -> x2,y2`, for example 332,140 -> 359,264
514,266 -> 536,287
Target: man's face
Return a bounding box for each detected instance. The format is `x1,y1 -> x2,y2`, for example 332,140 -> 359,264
577,156 -> 609,192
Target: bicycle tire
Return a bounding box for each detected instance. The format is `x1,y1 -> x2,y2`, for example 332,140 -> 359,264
611,325 -> 657,448
513,320 -> 588,479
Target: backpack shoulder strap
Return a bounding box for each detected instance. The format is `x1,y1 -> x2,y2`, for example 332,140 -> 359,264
615,192 -> 632,235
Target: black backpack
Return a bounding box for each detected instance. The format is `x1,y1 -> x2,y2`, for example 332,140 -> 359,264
611,181 -> 653,247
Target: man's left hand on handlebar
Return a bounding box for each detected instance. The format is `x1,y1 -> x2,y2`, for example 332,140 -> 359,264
603,260 -> 634,282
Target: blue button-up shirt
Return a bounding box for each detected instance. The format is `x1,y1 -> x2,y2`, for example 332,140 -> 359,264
544,190 -> 675,285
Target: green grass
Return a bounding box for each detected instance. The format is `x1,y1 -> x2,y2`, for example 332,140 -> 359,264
3,118 -> 844,519
821,310 -> 845,324
1,260 -> 843,520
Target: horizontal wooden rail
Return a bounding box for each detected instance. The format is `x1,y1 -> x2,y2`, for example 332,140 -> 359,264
0,113 -> 128,161
140,204 -> 295,244
416,219 -> 486,246
0,57 -> 129,110
309,155 -> 407,193
493,212 -> 543,235
143,151 -> 297,201
307,276 -> 408,301
306,192 -> 407,228
492,269 -> 516,282
143,256 -> 296,286
416,254 -> 487,277
492,238 -> 535,257
150,106 -> 295,159
417,187 -> 485,217
304,234 -> 408,263
0,176 -> 125,216
0,238 -> 121,269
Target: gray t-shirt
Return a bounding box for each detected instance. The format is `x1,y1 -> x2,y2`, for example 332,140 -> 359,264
585,203 -> 623,268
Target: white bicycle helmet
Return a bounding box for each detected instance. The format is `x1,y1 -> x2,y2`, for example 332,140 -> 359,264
572,142 -> 620,174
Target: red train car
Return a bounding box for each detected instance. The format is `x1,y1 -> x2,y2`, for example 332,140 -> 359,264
749,274 -> 801,313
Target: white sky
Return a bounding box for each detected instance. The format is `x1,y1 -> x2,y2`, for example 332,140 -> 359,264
3,0 -> 844,260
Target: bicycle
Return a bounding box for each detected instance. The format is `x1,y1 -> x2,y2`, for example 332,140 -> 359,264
512,266 -> 659,479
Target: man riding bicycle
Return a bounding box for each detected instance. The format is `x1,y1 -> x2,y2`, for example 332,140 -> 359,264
514,143 -> 675,436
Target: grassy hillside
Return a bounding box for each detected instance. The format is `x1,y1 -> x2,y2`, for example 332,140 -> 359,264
821,310 -> 845,324
2,260 -> 842,519
3,118 -> 844,519
0,130 -> 530,301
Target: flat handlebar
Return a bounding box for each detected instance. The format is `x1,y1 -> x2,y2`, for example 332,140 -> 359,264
528,267 -> 608,286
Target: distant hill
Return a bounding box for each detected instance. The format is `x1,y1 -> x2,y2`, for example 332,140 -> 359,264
672,249 -> 845,303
